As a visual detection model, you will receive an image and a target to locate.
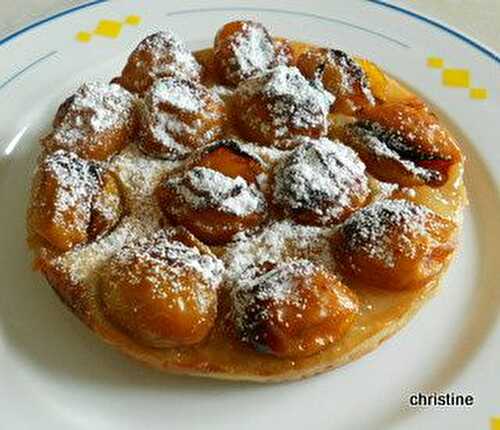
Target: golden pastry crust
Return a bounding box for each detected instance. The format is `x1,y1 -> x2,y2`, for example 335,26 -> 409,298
27,23 -> 467,382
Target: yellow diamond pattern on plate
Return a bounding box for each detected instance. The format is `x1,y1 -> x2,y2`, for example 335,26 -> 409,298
492,417 -> 500,430
442,69 -> 470,87
426,56 -> 488,100
470,87 -> 488,100
75,31 -> 92,43
125,15 -> 141,25
76,14 -> 141,43
427,57 -> 444,68
94,19 -> 123,38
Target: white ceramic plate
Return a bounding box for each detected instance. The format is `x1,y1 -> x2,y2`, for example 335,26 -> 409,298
1,1 -> 499,429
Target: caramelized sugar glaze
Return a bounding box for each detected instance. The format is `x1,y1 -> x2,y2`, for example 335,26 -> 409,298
27,21 -> 466,381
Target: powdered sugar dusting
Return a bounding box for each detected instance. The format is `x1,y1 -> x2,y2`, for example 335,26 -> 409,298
224,220 -> 334,340
340,199 -> 436,267
229,22 -> 276,80
166,167 -> 266,217
238,141 -> 289,163
140,108 -> 192,158
56,216 -> 157,283
224,220 -> 334,282
112,144 -> 179,218
273,137 -> 369,223
38,150 -> 100,229
136,30 -> 201,81
110,229 -> 224,291
231,259 -> 318,332
52,82 -> 134,149
151,77 -> 206,113
138,77 -> 223,159
29,31 -> 464,357
274,39 -> 292,66
236,259 -> 317,302
262,66 -> 334,130
349,121 -> 442,183
91,180 -> 122,228
326,49 -> 374,104
53,144 -> 181,282
237,65 -> 334,139
211,85 -> 235,99
373,180 -> 400,200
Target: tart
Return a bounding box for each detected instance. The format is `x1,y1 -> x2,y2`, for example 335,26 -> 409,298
27,20 -> 466,381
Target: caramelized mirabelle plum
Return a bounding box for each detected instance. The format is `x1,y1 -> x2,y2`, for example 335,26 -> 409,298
157,165 -> 267,245
88,171 -> 123,241
234,65 -> 334,147
356,59 -> 391,102
157,140 -> 267,244
297,47 -> 374,114
272,137 -> 369,225
138,77 -> 226,159
214,20 -> 286,86
43,82 -> 137,161
331,199 -> 458,290
29,150 -> 123,251
120,31 -> 202,94
100,228 -> 224,348
192,139 -> 264,183
274,38 -> 295,66
342,100 -> 463,186
231,260 -> 359,357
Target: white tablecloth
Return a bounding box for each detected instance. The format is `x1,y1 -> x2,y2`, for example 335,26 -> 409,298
1,0 -> 498,50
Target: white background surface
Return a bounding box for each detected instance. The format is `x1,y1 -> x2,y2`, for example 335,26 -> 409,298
1,0 -> 499,51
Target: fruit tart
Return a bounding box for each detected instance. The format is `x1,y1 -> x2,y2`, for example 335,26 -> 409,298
27,20 -> 466,381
